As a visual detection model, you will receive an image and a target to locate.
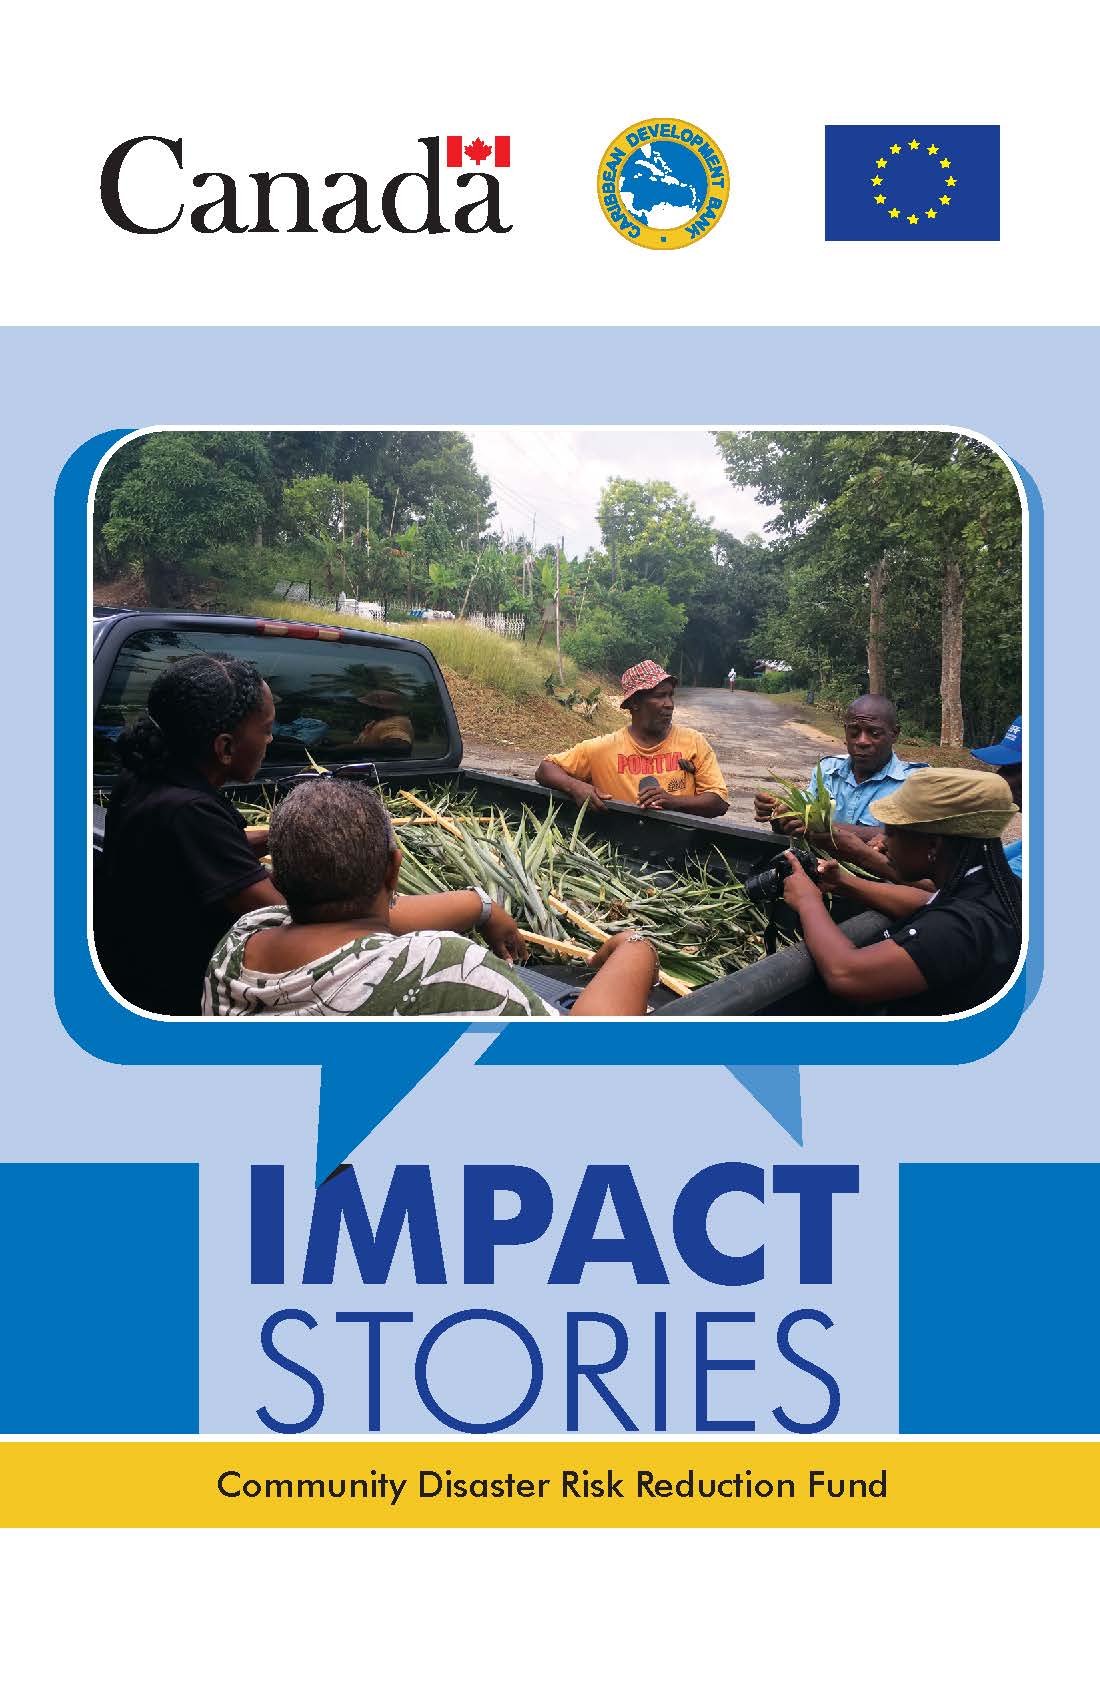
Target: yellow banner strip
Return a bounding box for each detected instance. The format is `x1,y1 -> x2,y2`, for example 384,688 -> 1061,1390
1,1441 -> 1096,1528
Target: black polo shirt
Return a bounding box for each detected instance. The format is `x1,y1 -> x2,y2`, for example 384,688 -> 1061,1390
96,765 -> 265,1015
882,863 -> 1022,1016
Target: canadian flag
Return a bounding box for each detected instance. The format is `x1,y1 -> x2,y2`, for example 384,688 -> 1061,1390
446,136 -> 510,169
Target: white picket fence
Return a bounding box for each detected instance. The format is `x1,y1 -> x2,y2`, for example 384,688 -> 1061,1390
467,611 -> 527,640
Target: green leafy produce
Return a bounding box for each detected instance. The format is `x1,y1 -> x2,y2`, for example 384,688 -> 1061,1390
765,765 -> 836,838
239,782 -> 771,993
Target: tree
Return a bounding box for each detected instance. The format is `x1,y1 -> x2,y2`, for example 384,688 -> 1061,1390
281,475 -> 377,594
147,429 -> 498,555
898,442 -> 1021,745
569,478 -> 717,676
330,431 -> 495,547
567,584 -> 686,676
597,478 -> 716,607
714,431 -> 1022,743
682,531 -> 785,682
101,433 -> 272,603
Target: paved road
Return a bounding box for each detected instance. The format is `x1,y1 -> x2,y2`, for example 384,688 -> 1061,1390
672,688 -> 844,824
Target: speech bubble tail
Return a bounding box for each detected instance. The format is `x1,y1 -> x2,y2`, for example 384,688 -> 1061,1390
315,1034 -> 464,1184
726,1065 -> 803,1144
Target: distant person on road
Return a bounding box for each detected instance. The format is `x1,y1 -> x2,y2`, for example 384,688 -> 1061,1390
754,693 -> 923,879
535,660 -> 729,816
96,653 -> 282,1016
970,714 -> 1023,879
727,665 -> 738,691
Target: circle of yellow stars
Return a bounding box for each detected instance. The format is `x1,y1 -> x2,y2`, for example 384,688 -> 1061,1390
871,138 -> 957,227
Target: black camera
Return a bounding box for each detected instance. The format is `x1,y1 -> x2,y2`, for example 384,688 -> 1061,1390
743,843 -> 818,906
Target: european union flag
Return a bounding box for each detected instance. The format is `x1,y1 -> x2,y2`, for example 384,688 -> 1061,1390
825,125 -> 999,241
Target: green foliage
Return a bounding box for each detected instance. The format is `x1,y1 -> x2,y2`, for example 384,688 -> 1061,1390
189,542 -> 304,594
715,431 -> 1022,744
260,431 -> 495,546
681,531 -> 785,682
766,766 -> 836,836
566,583 -> 687,676
598,478 -> 716,605
101,433 -> 272,602
281,474 -> 377,543
569,478 -> 721,678
95,430 -> 497,607
92,430 -> 1021,750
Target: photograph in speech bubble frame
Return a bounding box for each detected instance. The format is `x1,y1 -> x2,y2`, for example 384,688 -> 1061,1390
56,427 -> 1041,1175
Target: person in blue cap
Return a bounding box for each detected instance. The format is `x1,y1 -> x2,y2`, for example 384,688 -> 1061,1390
969,715 -> 1023,878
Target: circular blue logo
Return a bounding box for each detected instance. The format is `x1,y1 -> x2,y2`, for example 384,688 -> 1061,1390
619,139 -> 709,229
598,120 -> 730,249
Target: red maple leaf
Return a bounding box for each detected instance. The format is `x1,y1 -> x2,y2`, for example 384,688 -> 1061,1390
464,137 -> 492,165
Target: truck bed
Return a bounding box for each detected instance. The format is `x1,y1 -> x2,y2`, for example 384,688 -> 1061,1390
91,609 -> 883,1016
96,765 -> 881,1016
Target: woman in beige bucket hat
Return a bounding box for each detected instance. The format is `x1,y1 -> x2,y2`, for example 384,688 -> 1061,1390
776,769 -> 1023,1016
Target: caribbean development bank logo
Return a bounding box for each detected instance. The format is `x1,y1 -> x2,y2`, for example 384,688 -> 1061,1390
597,119 -> 729,249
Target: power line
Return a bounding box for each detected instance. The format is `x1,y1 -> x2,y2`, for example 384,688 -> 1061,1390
487,477 -> 578,556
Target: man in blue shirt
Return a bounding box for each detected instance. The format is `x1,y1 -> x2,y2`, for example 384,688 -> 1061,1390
755,694 -> 924,877
970,715 -> 1023,878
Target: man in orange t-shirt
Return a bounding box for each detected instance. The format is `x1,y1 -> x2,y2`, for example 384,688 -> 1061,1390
535,660 -> 729,817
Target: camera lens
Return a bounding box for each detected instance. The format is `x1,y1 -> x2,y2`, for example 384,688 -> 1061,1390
744,865 -> 782,905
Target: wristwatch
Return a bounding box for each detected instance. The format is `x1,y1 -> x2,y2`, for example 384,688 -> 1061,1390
470,885 -> 493,928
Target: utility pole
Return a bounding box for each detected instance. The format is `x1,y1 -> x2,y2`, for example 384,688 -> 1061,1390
459,548 -> 484,621
554,537 -> 564,684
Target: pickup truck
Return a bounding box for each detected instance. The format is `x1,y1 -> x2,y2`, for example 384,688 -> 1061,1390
92,608 -> 884,1016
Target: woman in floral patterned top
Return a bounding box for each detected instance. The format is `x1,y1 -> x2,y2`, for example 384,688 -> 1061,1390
204,780 -> 656,1018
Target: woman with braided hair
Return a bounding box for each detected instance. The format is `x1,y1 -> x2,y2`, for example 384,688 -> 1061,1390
775,769 -> 1023,1016
96,653 -> 281,1014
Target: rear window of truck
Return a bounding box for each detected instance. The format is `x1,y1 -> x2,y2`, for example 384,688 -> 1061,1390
94,626 -> 451,774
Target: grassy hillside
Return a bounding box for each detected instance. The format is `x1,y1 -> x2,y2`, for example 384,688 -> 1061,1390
243,598 -> 625,755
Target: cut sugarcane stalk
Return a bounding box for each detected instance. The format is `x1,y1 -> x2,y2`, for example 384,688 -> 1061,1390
397,789 -> 464,839
539,903 -> 693,997
517,930 -> 594,961
547,894 -> 609,942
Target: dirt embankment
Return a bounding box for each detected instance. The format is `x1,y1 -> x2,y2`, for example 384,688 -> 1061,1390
444,667 -> 622,780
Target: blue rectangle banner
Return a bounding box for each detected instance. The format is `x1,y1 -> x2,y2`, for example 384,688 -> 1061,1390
825,125 -> 1000,241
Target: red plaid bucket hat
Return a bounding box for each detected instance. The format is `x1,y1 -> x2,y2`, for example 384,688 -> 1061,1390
619,659 -> 678,708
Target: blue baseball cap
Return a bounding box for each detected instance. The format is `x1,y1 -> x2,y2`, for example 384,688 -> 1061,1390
970,714 -> 1023,766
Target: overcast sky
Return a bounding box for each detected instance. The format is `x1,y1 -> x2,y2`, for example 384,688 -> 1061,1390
466,429 -> 778,556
